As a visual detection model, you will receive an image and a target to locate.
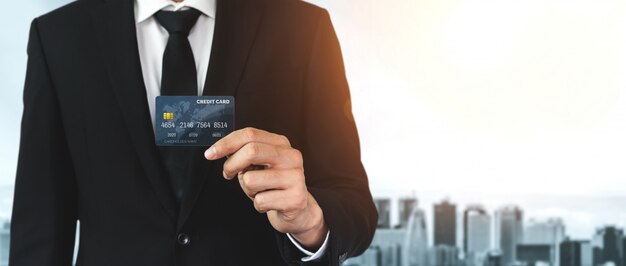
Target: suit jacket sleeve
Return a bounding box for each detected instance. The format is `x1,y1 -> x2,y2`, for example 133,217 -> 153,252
275,9 -> 378,266
9,18 -> 78,266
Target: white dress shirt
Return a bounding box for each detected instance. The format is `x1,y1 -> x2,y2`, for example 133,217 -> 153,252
134,0 -> 328,261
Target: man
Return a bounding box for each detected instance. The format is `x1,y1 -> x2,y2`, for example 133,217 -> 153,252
10,0 -> 377,265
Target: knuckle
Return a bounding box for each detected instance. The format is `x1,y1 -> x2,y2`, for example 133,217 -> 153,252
240,173 -> 250,187
222,163 -> 233,176
278,134 -> 291,146
243,127 -> 257,141
242,173 -> 256,189
245,142 -> 261,158
253,195 -> 265,210
290,149 -> 303,165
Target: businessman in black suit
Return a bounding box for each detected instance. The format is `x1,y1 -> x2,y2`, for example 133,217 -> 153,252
10,0 -> 377,265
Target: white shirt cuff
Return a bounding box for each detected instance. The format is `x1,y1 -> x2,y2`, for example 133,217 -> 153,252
286,230 -> 330,262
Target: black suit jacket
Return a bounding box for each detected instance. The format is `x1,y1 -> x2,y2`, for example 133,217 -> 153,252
10,0 -> 377,265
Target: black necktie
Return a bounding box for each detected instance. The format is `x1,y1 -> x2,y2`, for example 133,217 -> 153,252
155,9 -> 202,204
155,9 -> 201,96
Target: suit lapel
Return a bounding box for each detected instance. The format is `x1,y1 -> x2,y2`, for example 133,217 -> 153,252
91,0 -> 179,219
177,0 -> 266,229
203,0 -> 265,97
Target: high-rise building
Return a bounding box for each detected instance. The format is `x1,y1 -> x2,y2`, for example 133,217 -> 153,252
524,218 -> 565,265
434,199 -> 456,247
580,241 -> 592,266
370,229 -> 406,266
402,206 -> 429,266
560,239 -> 581,266
0,221 -> 9,266
592,247 -> 603,266
398,198 -> 417,229
484,250 -> 502,266
374,198 -> 392,229
495,206 -> 523,266
516,244 -> 551,265
428,244 -> 460,266
463,205 -> 488,253
348,197 -> 427,266
560,239 -> 592,266
623,237 -> 626,266
594,226 -> 624,266
464,206 -> 491,266
592,231 -> 603,265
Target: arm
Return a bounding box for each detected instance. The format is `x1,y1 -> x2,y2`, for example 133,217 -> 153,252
204,8 -> 378,266
9,19 -> 78,266
283,9 -> 378,266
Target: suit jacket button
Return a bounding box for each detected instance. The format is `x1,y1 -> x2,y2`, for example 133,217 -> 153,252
177,233 -> 191,246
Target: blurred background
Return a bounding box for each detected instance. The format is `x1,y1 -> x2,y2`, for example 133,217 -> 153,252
1,0 -> 625,265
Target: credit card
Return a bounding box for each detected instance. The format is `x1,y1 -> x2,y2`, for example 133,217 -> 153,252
155,96 -> 235,146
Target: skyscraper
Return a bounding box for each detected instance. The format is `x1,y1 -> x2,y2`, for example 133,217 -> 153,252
495,206 -> 523,266
560,239 -> 592,266
592,230 -> 604,265
434,199 -> 456,247
580,241 -> 592,266
347,197 -> 427,266
403,206 -> 429,266
484,250 -> 502,266
398,197 -> 417,229
594,226 -> 624,266
516,244 -> 551,265
560,239 -> 582,266
623,237 -> 626,266
375,198 -> 392,229
428,244 -> 460,266
464,205 -> 489,251
465,206 -> 491,266
524,218 -> 566,265
0,221 -> 9,266
592,246 -> 603,266
369,229 -> 406,266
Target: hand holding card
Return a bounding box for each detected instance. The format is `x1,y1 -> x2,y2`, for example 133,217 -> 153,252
204,128 -> 328,250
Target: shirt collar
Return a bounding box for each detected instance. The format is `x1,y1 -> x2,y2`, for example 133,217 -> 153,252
135,0 -> 217,24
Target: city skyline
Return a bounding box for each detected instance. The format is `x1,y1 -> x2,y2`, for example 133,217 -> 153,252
1,187 -> 625,266
347,196 -> 626,266
369,189 -> 626,243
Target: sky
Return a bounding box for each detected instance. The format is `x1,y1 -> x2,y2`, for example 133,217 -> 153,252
1,0 -> 625,240
310,0 -> 626,240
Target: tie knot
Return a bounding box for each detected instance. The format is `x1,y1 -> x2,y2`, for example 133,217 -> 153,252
155,9 -> 202,36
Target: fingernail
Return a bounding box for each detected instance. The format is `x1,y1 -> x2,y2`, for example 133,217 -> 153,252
223,171 -> 229,179
205,146 -> 216,160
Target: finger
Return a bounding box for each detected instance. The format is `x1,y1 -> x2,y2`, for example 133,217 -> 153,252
205,127 -> 291,160
223,142 -> 299,179
253,189 -> 307,214
238,169 -> 303,199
